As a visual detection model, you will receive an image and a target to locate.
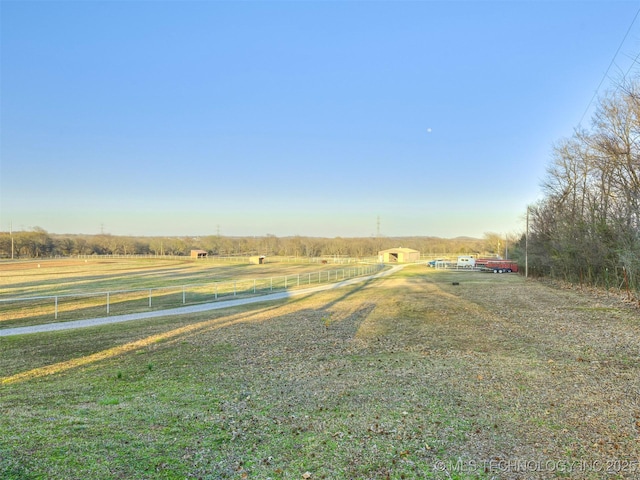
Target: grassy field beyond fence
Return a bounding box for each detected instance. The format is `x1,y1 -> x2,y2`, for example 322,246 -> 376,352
0,258 -> 383,329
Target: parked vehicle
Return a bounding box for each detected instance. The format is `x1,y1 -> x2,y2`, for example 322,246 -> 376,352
427,256 -> 517,272
481,260 -> 519,273
474,257 -> 499,268
457,256 -> 476,268
427,259 -> 446,267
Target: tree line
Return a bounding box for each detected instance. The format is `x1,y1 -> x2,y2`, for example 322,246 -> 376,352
0,228 -> 514,260
525,76 -> 640,291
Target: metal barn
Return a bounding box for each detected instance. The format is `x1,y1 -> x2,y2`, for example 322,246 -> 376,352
378,247 -> 420,263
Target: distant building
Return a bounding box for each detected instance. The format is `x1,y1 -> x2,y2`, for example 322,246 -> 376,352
190,249 -> 208,259
250,255 -> 266,264
378,247 -> 420,263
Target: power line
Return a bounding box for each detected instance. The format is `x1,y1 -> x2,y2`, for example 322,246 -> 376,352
622,48 -> 640,80
577,6 -> 640,127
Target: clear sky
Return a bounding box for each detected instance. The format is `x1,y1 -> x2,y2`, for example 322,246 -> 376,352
2,1 -> 639,239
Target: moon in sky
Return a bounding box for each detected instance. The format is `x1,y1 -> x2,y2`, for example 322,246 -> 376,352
427,128 -> 432,133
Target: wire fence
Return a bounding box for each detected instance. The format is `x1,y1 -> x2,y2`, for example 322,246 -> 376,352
0,263 -> 384,326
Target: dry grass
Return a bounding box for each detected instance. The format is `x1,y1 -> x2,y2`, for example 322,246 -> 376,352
0,258 -> 348,297
0,258 -> 365,328
1,265 -> 639,479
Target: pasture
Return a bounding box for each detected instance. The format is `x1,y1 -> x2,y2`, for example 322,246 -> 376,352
0,258 -> 373,329
1,261 -> 640,479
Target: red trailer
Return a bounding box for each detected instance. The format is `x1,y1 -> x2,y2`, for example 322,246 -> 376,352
474,258 -> 492,268
483,260 -> 519,273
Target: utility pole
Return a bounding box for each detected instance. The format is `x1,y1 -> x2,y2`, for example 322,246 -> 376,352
10,221 -> 14,260
525,206 -> 529,278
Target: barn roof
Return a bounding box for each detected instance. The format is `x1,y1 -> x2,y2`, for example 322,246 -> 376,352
378,247 -> 420,254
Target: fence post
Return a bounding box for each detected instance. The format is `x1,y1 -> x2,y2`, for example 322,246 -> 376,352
55,296 -> 58,320
234,281 -> 237,296
149,289 -> 152,308
107,292 -> 110,315
270,278 -> 273,292
215,284 -> 218,300
297,274 -> 300,286
182,286 -> 186,304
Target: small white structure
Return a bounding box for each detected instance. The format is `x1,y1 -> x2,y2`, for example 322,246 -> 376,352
457,256 -> 475,268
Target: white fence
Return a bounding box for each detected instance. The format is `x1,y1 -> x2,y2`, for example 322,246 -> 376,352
0,264 -> 384,323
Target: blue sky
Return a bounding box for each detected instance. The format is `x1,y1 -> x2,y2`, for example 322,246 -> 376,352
2,1 -> 639,238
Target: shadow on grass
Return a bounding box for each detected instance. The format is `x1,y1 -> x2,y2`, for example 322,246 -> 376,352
0,301 -> 290,385
0,267 -> 396,385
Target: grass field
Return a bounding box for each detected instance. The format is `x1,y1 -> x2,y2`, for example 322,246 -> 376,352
0,258 -> 348,298
0,258 -> 369,329
1,263 -> 639,479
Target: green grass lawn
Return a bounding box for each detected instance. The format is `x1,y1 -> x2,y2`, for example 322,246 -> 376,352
1,265 -> 639,479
